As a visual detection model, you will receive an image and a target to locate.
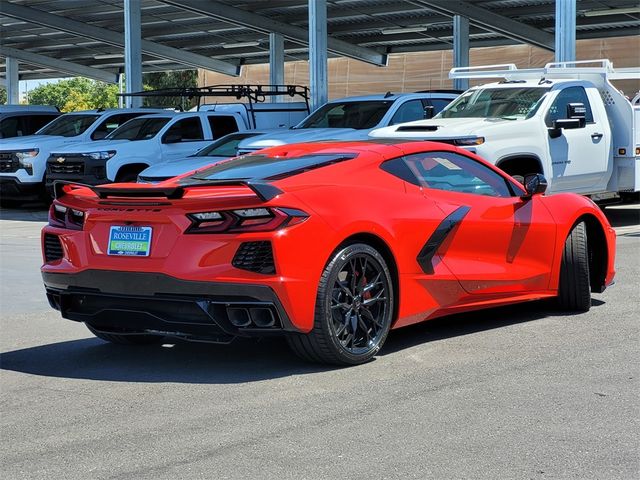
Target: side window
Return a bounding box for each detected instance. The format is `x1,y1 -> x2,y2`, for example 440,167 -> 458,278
390,100 -> 426,125
91,113 -> 144,140
545,86 -> 594,126
208,116 -> 239,140
25,114 -> 59,135
427,98 -> 453,115
0,117 -> 20,138
163,117 -> 204,142
382,151 -> 513,197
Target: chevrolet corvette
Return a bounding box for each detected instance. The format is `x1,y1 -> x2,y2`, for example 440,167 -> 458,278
41,140 -> 616,365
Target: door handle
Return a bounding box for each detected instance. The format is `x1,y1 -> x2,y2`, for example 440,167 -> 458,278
591,132 -> 603,140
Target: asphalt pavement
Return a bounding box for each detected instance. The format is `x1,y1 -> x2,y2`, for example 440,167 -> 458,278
1,203 -> 638,480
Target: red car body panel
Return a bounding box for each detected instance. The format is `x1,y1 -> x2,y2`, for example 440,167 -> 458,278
41,141 -> 616,337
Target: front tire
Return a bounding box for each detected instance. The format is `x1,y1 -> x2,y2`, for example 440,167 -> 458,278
287,243 -> 394,365
557,221 -> 591,312
87,325 -> 163,345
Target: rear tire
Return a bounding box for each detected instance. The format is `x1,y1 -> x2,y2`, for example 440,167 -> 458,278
286,243 -> 394,365
557,221 -> 591,312
87,325 -> 163,345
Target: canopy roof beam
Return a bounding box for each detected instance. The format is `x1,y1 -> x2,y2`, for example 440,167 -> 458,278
416,0 -> 555,51
160,0 -> 387,66
1,2 -> 239,76
0,46 -> 118,83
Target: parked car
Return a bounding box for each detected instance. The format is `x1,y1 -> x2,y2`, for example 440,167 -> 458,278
0,105 -> 61,139
0,108 -> 166,206
370,60 -> 640,200
235,91 -> 460,154
45,111 -> 257,189
42,140 -> 615,365
137,130 -> 274,184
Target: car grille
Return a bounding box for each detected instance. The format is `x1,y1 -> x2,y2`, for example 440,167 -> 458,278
47,155 -> 85,175
232,241 -> 275,274
0,152 -> 18,173
44,233 -> 64,262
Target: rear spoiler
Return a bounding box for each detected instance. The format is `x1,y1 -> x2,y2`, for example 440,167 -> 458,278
52,180 -> 283,202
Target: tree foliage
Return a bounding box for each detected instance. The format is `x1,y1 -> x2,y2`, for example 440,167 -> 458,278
25,70 -> 197,112
28,78 -> 119,112
142,70 -> 198,110
0,87 -> 7,105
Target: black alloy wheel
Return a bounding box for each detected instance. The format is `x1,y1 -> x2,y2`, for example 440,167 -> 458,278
287,243 -> 394,365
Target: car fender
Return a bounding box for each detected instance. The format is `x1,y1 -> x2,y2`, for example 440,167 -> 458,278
106,157 -> 151,181
540,193 -> 615,291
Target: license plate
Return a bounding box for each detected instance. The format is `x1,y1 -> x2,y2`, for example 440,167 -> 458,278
108,226 -> 152,256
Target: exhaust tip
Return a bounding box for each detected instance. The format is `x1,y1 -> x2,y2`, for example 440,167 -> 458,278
250,308 -> 276,328
227,308 -> 251,327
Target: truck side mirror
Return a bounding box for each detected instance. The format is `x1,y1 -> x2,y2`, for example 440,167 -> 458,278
424,105 -> 435,119
548,102 -> 586,137
521,173 -> 548,198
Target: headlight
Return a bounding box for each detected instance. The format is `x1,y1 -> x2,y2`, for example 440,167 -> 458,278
453,137 -> 485,146
83,151 -> 116,160
15,149 -> 38,175
15,149 -> 39,160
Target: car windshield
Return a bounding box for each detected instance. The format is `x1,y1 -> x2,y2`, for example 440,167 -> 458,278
107,117 -> 171,140
192,153 -> 357,181
37,114 -> 100,137
437,87 -> 549,120
297,100 -> 394,129
195,132 -> 262,157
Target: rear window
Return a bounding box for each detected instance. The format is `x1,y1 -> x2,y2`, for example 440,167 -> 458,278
298,101 -> 393,129
192,153 -> 357,181
195,132 -> 261,157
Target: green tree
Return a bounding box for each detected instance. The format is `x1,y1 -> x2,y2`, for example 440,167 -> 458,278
28,78 -> 119,111
0,87 -> 7,105
142,70 -> 198,110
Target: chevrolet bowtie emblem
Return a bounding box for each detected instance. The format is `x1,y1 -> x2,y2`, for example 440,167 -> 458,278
56,157 -> 65,163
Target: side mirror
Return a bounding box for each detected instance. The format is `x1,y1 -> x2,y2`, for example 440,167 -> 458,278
424,105 -> 435,120
548,102 -> 587,138
522,173 -> 548,198
163,133 -> 182,144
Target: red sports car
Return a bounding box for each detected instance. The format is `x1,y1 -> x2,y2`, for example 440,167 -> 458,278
41,141 -> 616,365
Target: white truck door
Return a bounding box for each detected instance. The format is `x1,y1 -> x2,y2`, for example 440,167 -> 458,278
160,117 -> 212,161
545,86 -> 610,193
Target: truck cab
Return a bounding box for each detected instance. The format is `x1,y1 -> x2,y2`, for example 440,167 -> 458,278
45,111 -> 246,187
370,60 -> 639,198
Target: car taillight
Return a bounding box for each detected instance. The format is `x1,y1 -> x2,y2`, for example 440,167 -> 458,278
49,202 -> 85,230
186,207 -> 308,234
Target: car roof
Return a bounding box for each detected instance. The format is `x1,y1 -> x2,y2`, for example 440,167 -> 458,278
328,92 -> 459,103
0,105 -> 59,113
58,108 -> 168,116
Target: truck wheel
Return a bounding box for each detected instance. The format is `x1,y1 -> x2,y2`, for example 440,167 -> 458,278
286,243 -> 394,365
87,325 -> 163,345
557,222 -> 591,312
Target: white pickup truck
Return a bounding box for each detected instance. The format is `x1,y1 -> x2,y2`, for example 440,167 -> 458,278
370,60 -> 639,200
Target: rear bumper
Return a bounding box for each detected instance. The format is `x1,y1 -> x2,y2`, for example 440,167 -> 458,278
42,270 -> 298,342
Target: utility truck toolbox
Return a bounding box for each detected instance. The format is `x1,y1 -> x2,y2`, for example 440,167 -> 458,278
370,60 -> 640,199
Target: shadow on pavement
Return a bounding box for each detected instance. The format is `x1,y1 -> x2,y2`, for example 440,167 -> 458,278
382,298 -> 605,355
0,336 -> 331,384
0,204 -> 48,222
0,298 -> 606,383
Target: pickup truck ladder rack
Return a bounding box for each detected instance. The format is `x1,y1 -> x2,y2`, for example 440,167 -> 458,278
119,84 -> 311,128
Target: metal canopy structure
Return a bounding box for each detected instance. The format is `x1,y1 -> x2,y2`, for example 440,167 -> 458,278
1,0 -> 638,83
